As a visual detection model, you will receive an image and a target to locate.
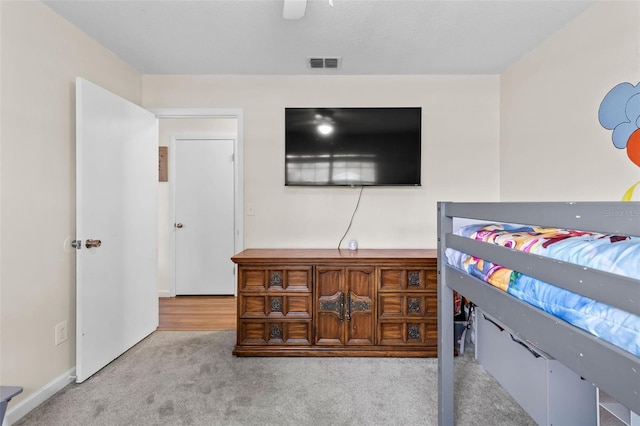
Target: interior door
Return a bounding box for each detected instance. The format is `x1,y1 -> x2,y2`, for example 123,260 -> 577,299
174,138 -> 235,295
75,78 -> 158,383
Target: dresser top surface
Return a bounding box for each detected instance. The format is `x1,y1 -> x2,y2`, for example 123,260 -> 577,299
232,248 -> 437,264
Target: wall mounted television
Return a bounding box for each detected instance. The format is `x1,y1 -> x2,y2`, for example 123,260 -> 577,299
285,107 -> 422,186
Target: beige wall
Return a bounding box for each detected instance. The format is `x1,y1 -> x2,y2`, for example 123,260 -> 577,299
0,0 -> 142,409
501,0 -> 640,201
144,75 -> 501,250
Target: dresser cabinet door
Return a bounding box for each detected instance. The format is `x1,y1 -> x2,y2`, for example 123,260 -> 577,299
315,267 -> 344,345
344,267 -> 375,346
315,266 -> 375,346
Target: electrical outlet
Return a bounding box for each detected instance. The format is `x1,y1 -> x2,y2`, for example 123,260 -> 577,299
55,320 -> 68,346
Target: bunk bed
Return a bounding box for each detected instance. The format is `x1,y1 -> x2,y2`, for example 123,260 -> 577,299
437,202 -> 640,425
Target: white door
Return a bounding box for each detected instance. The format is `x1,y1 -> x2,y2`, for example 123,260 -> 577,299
75,78 -> 158,383
174,138 -> 235,295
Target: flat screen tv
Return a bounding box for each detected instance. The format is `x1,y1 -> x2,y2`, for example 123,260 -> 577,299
285,107 -> 421,186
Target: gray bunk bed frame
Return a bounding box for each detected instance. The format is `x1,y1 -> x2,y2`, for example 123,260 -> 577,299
437,201 -> 640,425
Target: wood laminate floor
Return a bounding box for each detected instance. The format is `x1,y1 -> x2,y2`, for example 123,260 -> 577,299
158,296 -> 236,331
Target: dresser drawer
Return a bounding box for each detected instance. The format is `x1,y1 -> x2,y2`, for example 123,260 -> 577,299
239,266 -> 312,292
378,267 -> 436,291
238,320 -> 312,346
378,294 -> 435,318
377,319 -> 437,346
239,294 -> 312,319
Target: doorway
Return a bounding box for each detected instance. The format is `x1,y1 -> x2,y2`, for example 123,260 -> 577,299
152,111 -> 244,298
75,89 -> 244,383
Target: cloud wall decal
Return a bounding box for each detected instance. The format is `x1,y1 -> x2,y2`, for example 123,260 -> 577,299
598,81 -> 640,167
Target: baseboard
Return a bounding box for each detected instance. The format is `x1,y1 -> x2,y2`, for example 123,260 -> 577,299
4,367 -> 75,426
158,289 -> 171,298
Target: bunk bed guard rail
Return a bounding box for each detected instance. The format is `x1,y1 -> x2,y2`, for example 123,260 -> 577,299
437,201 -> 640,426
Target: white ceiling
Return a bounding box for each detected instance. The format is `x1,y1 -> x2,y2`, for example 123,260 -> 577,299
42,0 -> 595,75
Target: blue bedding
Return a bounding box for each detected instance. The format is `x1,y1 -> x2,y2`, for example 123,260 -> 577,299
446,224 -> 640,357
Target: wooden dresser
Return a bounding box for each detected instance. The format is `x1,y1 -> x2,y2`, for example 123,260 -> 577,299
231,248 -> 438,357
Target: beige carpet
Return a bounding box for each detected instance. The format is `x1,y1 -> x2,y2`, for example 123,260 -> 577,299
15,331 -> 535,425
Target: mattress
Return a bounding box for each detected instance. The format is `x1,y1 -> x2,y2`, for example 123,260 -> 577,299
445,223 -> 640,357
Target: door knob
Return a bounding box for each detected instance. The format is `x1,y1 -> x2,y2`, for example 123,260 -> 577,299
85,239 -> 102,249
175,223 -> 184,229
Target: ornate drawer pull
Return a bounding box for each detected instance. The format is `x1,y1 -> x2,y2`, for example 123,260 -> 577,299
269,271 -> 282,287
408,271 -> 420,287
319,292 -> 344,321
408,297 -> 421,313
270,324 -> 282,339
347,292 -> 370,322
408,324 -> 420,340
270,297 -> 283,313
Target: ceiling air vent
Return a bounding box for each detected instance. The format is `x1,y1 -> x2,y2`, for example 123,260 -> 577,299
324,58 -> 339,69
307,57 -> 342,70
308,58 -> 325,69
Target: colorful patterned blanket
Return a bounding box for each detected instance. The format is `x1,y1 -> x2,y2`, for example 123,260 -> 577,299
446,224 -> 640,357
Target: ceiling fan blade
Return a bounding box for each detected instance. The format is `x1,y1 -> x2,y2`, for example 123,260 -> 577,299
283,0 -> 307,20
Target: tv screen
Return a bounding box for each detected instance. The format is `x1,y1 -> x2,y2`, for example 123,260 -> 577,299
285,107 -> 422,186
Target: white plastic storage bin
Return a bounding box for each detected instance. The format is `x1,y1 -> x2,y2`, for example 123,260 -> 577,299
477,310 -> 597,426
